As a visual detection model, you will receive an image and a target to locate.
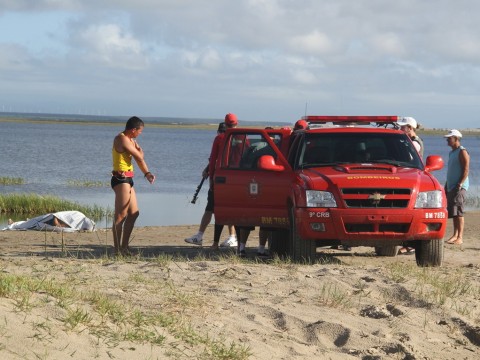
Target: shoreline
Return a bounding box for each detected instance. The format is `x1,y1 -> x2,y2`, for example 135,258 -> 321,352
2,115 -> 480,134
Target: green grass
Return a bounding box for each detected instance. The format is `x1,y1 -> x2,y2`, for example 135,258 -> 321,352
2,249 -> 480,359
384,263 -> 478,313
0,193 -> 108,219
67,179 -> 109,188
0,177 -> 24,185
0,270 -> 251,359
64,307 -> 93,329
316,282 -> 352,309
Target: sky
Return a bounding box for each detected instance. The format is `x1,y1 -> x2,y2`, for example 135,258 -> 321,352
0,0 -> 479,128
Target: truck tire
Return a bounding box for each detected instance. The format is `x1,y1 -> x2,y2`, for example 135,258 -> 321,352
289,206 -> 316,263
415,239 -> 444,267
269,229 -> 289,257
374,246 -> 401,257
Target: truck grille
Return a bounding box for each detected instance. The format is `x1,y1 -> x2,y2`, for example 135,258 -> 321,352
345,223 -> 410,233
341,188 -> 411,208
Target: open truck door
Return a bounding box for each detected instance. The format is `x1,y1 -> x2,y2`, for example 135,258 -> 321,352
214,128 -> 293,229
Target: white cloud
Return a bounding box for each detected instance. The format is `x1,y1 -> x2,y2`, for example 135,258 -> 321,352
74,23 -> 149,70
370,33 -> 406,57
291,69 -> 318,85
0,0 -> 81,12
196,48 -> 222,70
1,1 -> 480,127
0,44 -> 33,72
288,30 -> 333,55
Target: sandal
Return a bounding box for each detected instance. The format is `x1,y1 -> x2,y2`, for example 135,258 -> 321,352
398,247 -> 415,255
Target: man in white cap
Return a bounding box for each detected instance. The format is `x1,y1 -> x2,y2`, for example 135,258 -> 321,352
444,129 -> 470,245
397,117 -> 423,254
397,117 -> 424,158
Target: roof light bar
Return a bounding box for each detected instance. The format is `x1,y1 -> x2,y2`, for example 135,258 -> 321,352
302,116 -> 400,124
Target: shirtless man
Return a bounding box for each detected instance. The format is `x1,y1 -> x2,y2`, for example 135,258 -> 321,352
111,116 -> 155,255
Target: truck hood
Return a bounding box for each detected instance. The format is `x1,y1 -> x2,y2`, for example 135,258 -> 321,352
300,163 -> 440,190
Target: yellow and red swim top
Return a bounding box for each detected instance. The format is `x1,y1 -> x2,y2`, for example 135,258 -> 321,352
112,133 -> 134,172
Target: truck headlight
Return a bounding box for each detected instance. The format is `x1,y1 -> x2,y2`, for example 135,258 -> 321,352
306,190 -> 337,208
415,190 -> 443,208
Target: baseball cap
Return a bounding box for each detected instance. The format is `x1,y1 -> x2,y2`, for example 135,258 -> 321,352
444,129 -> 462,138
224,113 -> 238,126
217,122 -> 226,133
397,116 -> 417,129
294,119 -> 308,130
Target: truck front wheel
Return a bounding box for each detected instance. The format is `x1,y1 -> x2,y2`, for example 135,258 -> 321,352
374,246 -> 401,257
415,239 -> 444,267
289,206 -> 316,263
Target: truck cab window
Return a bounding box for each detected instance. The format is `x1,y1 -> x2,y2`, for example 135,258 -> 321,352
224,132 -> 282,170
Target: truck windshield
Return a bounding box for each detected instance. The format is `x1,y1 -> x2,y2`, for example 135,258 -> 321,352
298,132 -> 423,169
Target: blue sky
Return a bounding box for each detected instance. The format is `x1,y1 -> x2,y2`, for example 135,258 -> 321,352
1,0 -> 479,128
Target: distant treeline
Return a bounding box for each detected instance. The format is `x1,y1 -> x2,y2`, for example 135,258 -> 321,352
1,112 -> 478,134
0,112 -> 289,128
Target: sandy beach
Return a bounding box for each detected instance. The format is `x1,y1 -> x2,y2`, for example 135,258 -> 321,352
1,212 -> 479,359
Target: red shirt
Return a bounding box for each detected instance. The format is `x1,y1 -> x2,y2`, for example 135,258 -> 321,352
208,133 -> 225,179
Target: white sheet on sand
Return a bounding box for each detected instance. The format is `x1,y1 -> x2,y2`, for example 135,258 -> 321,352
2,211 -> 96,232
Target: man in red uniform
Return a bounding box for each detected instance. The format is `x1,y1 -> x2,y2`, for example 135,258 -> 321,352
185,114 -> 238,248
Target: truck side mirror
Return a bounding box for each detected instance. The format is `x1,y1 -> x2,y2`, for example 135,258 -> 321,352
257,155 -> 284,172
424,155 -> 444,172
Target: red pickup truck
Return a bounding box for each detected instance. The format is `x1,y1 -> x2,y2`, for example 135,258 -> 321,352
214,116 -> 447,266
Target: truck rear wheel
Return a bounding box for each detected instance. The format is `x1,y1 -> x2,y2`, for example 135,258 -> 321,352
269,229 -> 289,257
374,246 -> 401,257
415,239 -> 444,267
289,206 -> 316,263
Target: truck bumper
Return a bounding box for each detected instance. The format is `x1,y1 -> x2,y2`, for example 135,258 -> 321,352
296,208 -> 447,243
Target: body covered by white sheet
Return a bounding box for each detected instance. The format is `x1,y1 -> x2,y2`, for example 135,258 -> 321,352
2,211 -> 96,232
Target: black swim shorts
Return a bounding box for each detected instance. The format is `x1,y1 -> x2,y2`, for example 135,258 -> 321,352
111,175 -> 134,189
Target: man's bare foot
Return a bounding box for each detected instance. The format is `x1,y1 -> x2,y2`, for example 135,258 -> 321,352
446,236 -> 458,244
211,242 -> 219,250
452,238 -> 463,245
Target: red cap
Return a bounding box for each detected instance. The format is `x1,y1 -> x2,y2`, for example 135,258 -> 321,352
294,119 -> 308,130
225,113 -> 238,126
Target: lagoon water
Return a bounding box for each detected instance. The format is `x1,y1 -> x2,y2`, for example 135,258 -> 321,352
1,119 -> 479,228
1,120 -> 213,228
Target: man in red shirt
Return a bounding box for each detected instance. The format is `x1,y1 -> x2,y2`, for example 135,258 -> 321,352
185,114 -> 238,249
